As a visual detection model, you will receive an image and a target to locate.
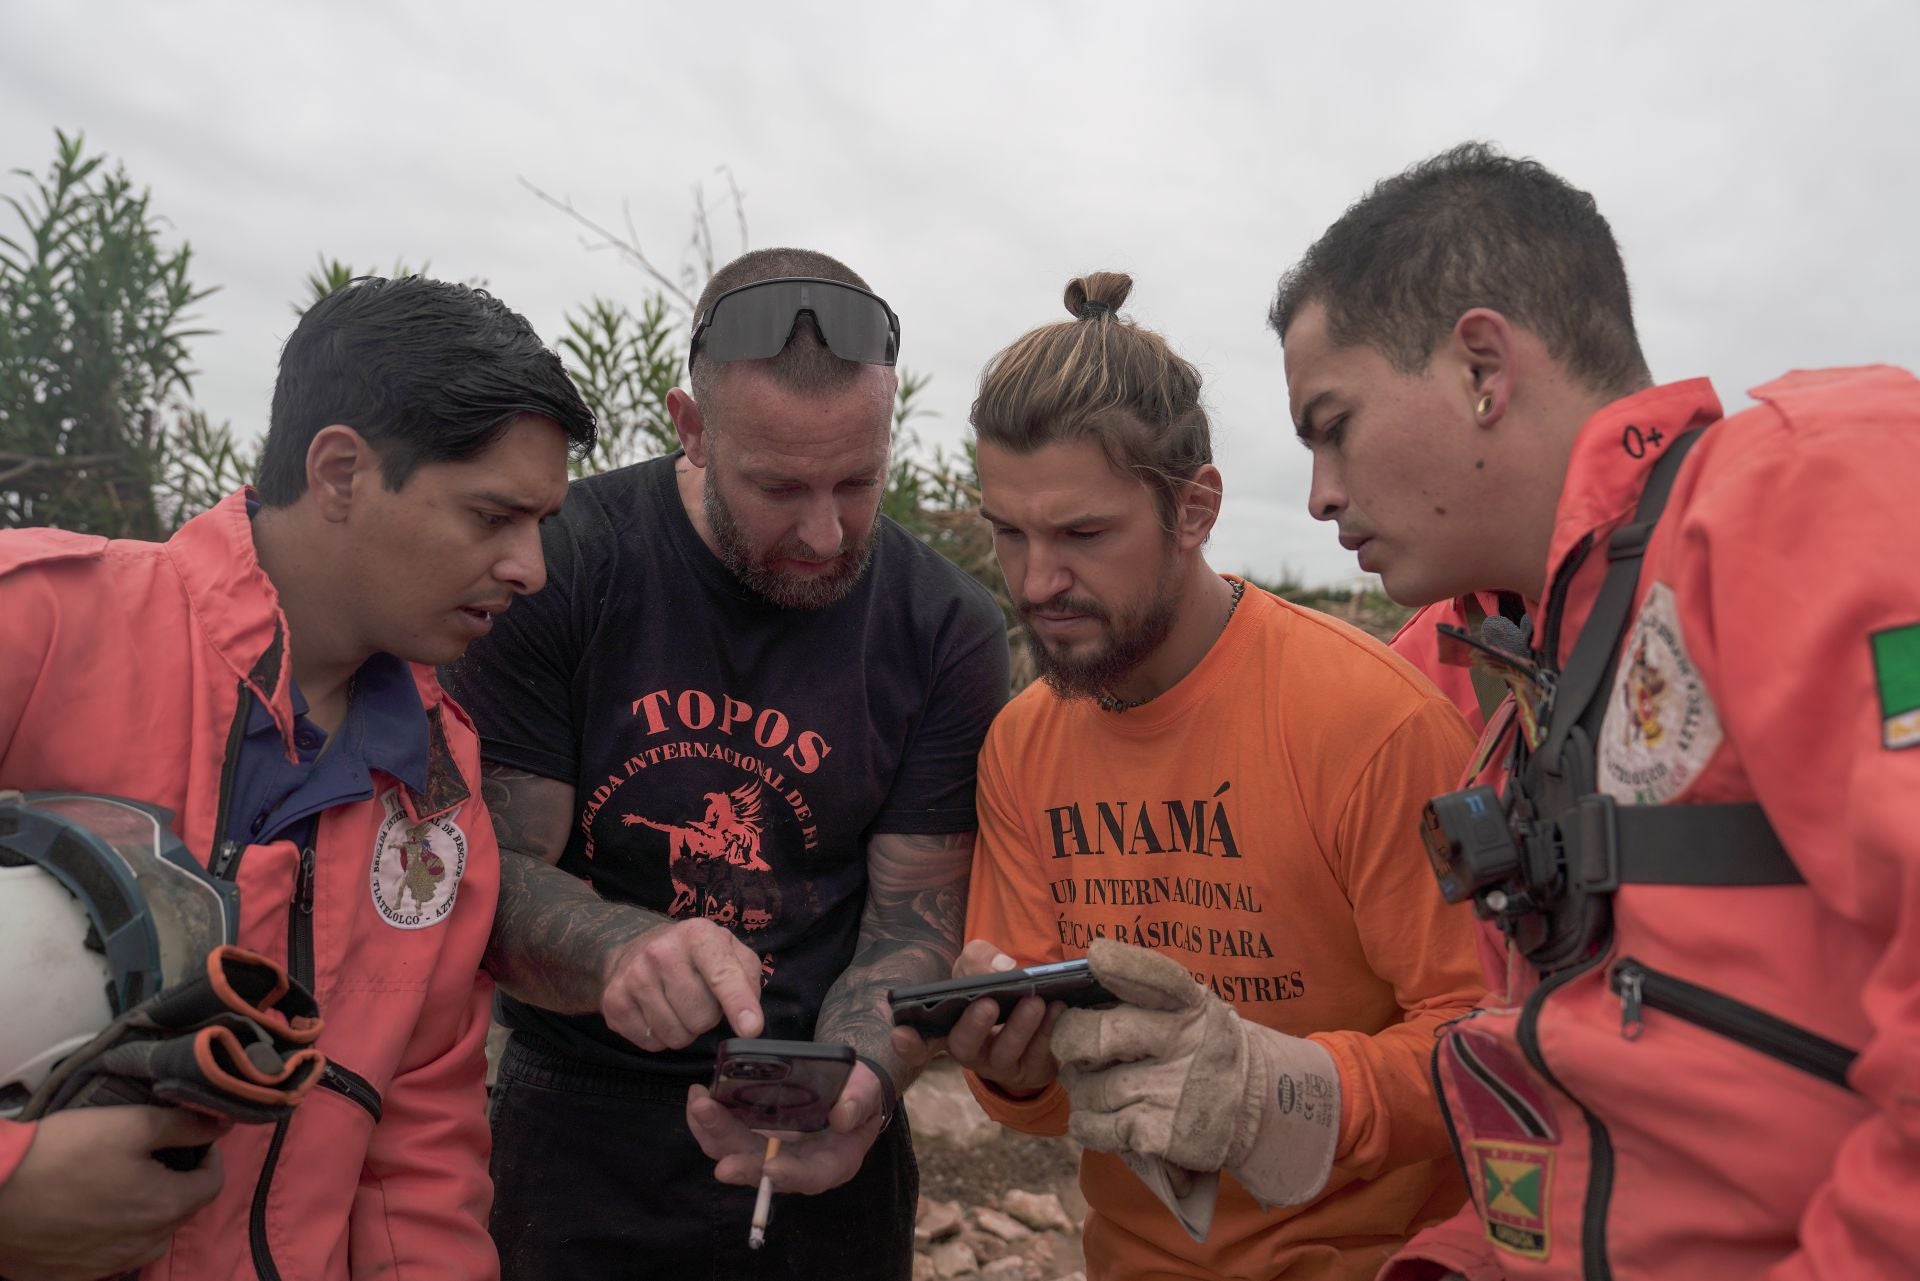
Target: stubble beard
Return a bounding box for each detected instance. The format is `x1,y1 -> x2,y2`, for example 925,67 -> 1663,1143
705,466 -> 874,611
1021,549 -> 1184,701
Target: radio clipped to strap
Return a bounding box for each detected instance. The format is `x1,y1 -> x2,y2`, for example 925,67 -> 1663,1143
1420,426 -> 1805,972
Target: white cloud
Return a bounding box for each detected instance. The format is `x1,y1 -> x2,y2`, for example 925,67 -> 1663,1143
4,0 -> 1915,583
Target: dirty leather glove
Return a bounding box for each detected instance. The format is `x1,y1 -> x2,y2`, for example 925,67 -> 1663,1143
1114,1151 -> 1219,1243
1052,940 -> 1341,1230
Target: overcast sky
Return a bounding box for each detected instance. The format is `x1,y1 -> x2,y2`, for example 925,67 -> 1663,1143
5,0 -> 1916,586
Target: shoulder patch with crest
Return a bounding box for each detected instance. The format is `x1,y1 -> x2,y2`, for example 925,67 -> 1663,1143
370,790 -> 467,929
1598,582 -> 1723,804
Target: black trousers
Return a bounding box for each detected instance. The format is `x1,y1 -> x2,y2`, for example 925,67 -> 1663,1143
489,1033 -> 917,1281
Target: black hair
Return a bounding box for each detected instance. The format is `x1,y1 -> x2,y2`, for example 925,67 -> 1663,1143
1271,142 -> 1652,396
256,276 -> 596,505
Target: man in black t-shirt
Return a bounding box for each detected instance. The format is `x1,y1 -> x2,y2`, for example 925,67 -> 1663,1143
444,248 -> 1009,1280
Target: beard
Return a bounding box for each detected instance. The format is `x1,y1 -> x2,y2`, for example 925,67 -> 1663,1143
1019,550 -> 1184,701
704,467 -> 875,611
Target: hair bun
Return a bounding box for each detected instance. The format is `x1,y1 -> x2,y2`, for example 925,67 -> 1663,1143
1064,271 -> 1134,321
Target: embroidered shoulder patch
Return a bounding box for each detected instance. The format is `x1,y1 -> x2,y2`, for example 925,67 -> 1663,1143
1598,582 -> 1723,804
1473,1140 -> 1554,1260
370,791 -> 467,929
1872,624 -> 1920,750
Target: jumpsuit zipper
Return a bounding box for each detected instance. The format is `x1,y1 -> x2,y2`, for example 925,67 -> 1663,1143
208,682 -> 253,880
1515,953 -> 1616,1280
319,1061 -> 384,1121
249,843 -> 315,1281
1611,958 -> 1856,1089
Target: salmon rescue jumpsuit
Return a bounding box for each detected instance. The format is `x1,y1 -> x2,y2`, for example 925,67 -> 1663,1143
1384,369 -> 1920,1280
0,492 -> 501,1279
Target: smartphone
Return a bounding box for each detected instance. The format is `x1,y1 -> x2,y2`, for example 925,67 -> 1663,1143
709,1039 -> 856,1133
888,958 -> 1117,1038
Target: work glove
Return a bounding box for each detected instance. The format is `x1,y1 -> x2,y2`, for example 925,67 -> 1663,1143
28,1014 -> 327,1122
1052,939 -> 1340,1240
21,946 -> 326,1124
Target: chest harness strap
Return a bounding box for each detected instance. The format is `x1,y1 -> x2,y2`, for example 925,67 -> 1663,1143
1422,425 -> 1803,973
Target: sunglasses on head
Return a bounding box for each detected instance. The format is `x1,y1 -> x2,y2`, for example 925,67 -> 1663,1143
687,277 -> 901,374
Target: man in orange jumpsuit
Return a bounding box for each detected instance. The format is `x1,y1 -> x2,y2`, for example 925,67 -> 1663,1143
1274,143 -> 1920,1278
898,271 -> 1486,1280
0,277 -> 594,1278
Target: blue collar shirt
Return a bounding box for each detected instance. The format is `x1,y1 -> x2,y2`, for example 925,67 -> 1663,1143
225,650 -> 431,850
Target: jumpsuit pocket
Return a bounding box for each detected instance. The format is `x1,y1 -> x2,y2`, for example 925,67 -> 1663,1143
1609,957 -> 1857,1090
318,1060 -> 384,1121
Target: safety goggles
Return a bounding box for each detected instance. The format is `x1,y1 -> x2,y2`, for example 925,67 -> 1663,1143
687,277 -> 900,373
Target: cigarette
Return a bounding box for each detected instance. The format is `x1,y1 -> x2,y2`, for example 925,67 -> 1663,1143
747,1136 -> 781,1250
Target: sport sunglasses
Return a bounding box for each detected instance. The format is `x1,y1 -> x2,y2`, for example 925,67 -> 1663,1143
687,277 -> 901,373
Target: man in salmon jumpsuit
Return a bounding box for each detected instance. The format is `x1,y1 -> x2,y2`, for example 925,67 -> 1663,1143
1274,142 -> 1920,1278
0,276 -> 595,1278
895,270 -> 1487,1280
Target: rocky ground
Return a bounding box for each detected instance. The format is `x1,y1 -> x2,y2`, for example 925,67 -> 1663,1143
905,1060 -> 1088,1281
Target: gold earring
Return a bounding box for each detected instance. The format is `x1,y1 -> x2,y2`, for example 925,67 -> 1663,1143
1476,393 -> 1494,418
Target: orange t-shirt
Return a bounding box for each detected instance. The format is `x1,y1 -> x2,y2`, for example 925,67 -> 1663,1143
966,580 -> 1485,1281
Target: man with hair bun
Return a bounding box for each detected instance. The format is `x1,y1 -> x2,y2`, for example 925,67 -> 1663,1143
446,247 -> 1009,1279
1275,143 -> 1920,1279
893,272 -> 1485,1280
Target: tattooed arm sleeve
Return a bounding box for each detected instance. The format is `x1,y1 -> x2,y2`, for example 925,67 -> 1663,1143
482,762 -> 671,1012
813,829 -> 974,1092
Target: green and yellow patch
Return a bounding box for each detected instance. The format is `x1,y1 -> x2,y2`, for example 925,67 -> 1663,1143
1872,624 -> 1920,750
1474,1141 -> 1553,1260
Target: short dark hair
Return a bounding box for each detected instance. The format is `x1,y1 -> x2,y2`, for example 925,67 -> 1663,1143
256,276 -> 596,505
1271,142 -> 1652,396
971,272 -> 1211,529
688,247 -> 883,409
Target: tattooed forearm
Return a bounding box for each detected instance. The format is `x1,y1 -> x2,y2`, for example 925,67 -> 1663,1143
481,763 -> 670,1010
814,830 -> 974,1089
480,764 -> 574,864
487,851 -> 671,1010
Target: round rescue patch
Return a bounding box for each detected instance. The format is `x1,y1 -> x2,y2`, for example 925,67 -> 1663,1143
370,791 -> 466,930
1598,582 -> 1723,804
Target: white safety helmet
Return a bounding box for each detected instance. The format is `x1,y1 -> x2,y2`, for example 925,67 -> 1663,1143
0,792 -> 236,1116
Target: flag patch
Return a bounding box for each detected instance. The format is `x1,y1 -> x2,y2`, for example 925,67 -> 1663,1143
1474,1140 -> 1553,1260
1872,624 -> 1920,750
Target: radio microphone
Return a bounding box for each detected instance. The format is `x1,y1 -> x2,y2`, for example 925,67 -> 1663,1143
1479,613 -> 1529,660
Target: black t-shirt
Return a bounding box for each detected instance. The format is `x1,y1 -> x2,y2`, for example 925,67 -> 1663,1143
443,453 -> 1009,1076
